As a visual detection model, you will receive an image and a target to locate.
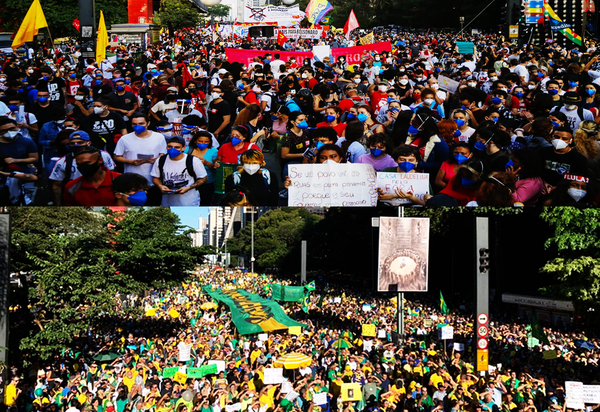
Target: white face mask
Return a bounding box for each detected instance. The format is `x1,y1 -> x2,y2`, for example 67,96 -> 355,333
302,73 -> 308,79
528,84 -> 536,90
416,76 -> 423,81
499,87 -> 508,92
211,92 -> 221,100
27,69 -> 34,74
3,130 -> 18,140
93,107 -> 105,115
468,82 -> 477,87
431,84 -> 439,90
423,98 -> 435,106
353,78 -> 361,84
74,95 -> 84,101
489,76 -> 498,82
378,86 -> 388,92
564,104 -> 577,111
399,79 -> 409,86
552,138 -> 569,150
567,188 -> 586,202
243,164 -> 261,175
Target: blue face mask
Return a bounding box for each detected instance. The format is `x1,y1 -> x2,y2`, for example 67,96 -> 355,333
491,97 -> 502,105
505,160 -> 515,169
515,92 -> 524,98
474,141 -> 487,151
398,161 -> 415,173
387,97 -> 394,103
70,74 -> 77,79
231,137 -> 242,146
461,177 -> 478,186
455,118 -> 465,127
347,113 -> 357,120
586,89 -> 596,96
551,120 -> 560,128
491,117 -> 499,122
461,105 -> 470,110
548,89 -> 559,95
125,80 -> 131,84
132,125 -> 146,134
271,115 -> 278,121
326,114 -> 336,123
453,130 -> 461,137
116,85 -> 125,92
357,113 -> 368,122
454,154 -> 468,164
197,143 -> 209,150
316,141 -> 325,150
297,120 -> 309,129
370,148 -> 383,157
42,76 -> 49,81
167,148 -> 181,159
435,68 -> 441,73
8,105 -> 19,112
128,191 -> 147,206
95,80 -> 103,85
408,125 -> 419,135
568,81 -> 578,88
38,96 -> 49,103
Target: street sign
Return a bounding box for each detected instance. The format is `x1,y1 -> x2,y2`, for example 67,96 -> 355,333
477,349 -> 489,371
478,313 -> 488,324
460,16 -> 465,22
509,25 -> 519,38
477,325 -> 489,337
478,338 -> 489,349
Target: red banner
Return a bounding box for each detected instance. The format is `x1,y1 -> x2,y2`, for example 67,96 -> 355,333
72,18 -> 80,31
331,41 -> 392,66
225,48 -> 314,66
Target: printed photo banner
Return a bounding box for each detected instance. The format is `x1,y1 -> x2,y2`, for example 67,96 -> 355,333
202,287 -> 307,335
225,48 -> 314,66
331,41 -> 392,66
244,5 -> 305,24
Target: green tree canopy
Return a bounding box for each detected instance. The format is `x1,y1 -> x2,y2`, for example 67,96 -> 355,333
208,4 -> 231,18
155,0 -> 203,33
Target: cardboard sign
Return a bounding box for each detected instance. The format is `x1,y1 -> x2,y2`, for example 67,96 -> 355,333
376,172 -> 430,205
454,343 -> 464,351
178,342 -> 191,362
440,326 -> 454,340
341,383 -> 363,401
263,368 -> 284,384
162,366 -> 178,378
208,360 -> 226,373
174,371 -> 188,384
289,326 -> 302,335
362,324 -> 376,337
437,75 -> 460,94
566,381 -> 585,410
258,333 -> 268,341
378,329 -> 387,339
583,385 -> 600,404
215,163 -> 238,194
288,163 -> 378,207
313,392 -> 328,405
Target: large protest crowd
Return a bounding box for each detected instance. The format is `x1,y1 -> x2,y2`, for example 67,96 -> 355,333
2,27 -> 600,206
4,267 -> 600,412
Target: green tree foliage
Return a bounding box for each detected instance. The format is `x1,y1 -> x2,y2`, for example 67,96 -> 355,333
226,208 -> 321,270
539,208 -> 600,308
0,0 -> 127,39
208,4 -> 231,18
155,0 -> 203,34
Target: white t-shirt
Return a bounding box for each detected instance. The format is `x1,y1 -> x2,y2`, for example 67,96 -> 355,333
455,127 -> 476,143
114,131 -> 167,185
514,64 -> 529,83
270,59 -> 286,77
150,154 -> 207,206
49,151 -> 116,182
100,60 -> 114,79
553,106 -> 594,131
261,93 -> 273,112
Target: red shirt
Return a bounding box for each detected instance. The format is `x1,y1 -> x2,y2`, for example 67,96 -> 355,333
244,91 -> 260,105
64,168 -> 120,206
316,122 -> 347,137
370,90 -> 387,112
303,78 -> 319,90
217,142 -> 261,164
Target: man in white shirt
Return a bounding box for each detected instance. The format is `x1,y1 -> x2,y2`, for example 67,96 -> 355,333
514,55 -> 530,85
113,113 -> 167,185
100,58 -> 114,79
151,136 -> 207,206
270,53 -> 286,79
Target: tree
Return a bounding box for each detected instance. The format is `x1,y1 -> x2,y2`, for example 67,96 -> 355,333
208,4 -> 231,18
155,0 -> 203,35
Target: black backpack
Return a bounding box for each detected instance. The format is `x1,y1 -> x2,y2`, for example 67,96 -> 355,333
265,92 -> 280,114
157,153 -> 198,189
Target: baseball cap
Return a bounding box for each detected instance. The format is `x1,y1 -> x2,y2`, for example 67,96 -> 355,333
167,136 -> 186,146
218,69 -> 228,75
167,86 -> 178,93
69,131 -> 90,141
563,91 -> 581,103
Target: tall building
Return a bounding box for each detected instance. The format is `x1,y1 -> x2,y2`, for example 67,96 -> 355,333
190,217 -> 208,247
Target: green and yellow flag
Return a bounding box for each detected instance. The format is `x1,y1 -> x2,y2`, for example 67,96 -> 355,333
302,291 -> 310,313
544,3 -> 582,45
530,315 -> 550,345
440,291 -> 449,315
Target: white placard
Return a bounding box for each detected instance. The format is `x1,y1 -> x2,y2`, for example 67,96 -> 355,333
376,172 -> 430,205
263,368 -> 284,385
281,381 -> 293,394
208,360 -> 226,373
256,341 -> 264,348
378,329 -> 387,338
286,391 -> 300,401
454,343 -> 464,351
243,342 -> 250,350
334,297 -> 342,303
258,333 -> 268,341
225,404 -> 241,412
440,326 -> 454,340
178,342 -> 191,362
583,385 -> 600,404
437,75 -> 460,94
313,392 -> 328,405
566,381 -> 585,410
288,163 -> 378,207
363,340 -> 373,352
488,365 -> 497,373
312,45 -> 332,62
278,29 -> 323,39
431,315 -> 438,320
362,304 -> 371,312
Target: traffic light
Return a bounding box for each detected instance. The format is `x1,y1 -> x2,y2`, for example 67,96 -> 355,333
479,248 -> 490,273
500,3 -> 508,25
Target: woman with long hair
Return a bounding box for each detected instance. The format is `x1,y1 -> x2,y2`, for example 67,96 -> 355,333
573,120 -> 600,161
232,103 -> 268,144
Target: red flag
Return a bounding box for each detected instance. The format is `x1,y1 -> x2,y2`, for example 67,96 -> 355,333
72,18 -> 80,31
343,9 -> 359,40
176,62 -> 194,86
276,31 -> 288,46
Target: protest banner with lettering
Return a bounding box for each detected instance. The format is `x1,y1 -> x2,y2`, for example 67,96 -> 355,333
376,172 -> 430,205
208,360 -> 226,373
583,385 -> 600,404
288,163 -> 378,207
243,5 -> 305,24
438,75 -> 460,94
226,48 -> 314,67
174,371 -> 188,385
565,381 -> 585,410
162,367 -> 178,378
440,326 -> 454,340
278,29 -> 322,39
331,41 -> 392,66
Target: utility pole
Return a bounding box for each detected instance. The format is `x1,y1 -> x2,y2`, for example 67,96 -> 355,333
0,213 -> 10,405
475,217 -> 490,373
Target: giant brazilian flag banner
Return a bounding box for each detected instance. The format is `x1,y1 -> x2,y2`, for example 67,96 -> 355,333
271,284 -> 306,302
203,287 -> 307,334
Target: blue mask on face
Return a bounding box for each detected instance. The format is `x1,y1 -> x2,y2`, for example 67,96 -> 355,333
408,125 -> 419,135
453,130 -> 461,137
515,92 -> 524,98
128,191 -> 147,206
167,148 -> 181,159
271,115 -> 278,121
198,143 -> 209,150
297,120 -> 309,129
491,97 -> 502,105
586,89 -> 596,96
370,148 -> 383,157
491,117 -> 499,122
461,177 -> 478,186
474,141 -> 487,151
387,97 -> 394,103
326,114 -> 336,123
435,68 -> 441,73
116,85 -> 125,92
70,74 -> 77,79
125,80 -> 131,84
358,113 -> 368,122
42,76 -> 49,81
548,89 -> 559,95
568,81 -> 578,88
231,137 -> 242,146
8,105 -> 19,112
454,154 -> 468,164
132,125 -> 146,134
461,105 -> 470,110
95,80 -> 103,85
38,96 -> 48,103
505,160 -> 515,169
398,161 -> 415,172
551,120 -> 560,128
347,113 -> 357,120
316,141 -> 325,150
455,118 -> 465,127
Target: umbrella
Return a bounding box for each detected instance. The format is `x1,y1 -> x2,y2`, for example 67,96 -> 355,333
331,338 -> 352,349
201,302 -> 218,310
273,352 -> 312,369
93,351 -> 120,362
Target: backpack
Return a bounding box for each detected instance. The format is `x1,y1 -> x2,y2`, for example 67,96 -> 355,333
232,168 -> 271,187
550,105 -> 585,122
265,92 -> 280,114
157,153 -> 198,189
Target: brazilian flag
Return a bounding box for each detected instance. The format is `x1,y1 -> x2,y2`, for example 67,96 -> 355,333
440,291 -> 449,315
302,291 -> 310,313
305,280 -> 316,291
530,315 -> 550,345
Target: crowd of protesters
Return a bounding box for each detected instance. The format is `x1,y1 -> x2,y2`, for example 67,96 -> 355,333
1,28 -> 600,206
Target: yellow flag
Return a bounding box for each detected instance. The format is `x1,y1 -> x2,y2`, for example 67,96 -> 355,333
96,10 -> 109,64
12,0 -> 48,49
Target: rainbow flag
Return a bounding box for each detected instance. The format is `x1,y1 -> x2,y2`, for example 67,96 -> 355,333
305,0 -> 333,24
544,2 -> 582,45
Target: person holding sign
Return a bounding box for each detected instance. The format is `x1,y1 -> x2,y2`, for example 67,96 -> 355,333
377,145 -> 430,205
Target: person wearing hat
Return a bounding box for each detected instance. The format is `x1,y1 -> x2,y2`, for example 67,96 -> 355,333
150,86 -> 179,122
549,91 -> 594,132
210,68 -> 229,93
49,129 -> 116,205
151,135 -> 207,206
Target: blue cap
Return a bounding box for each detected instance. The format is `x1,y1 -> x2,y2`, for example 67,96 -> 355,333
166,136 -> 186,146
69,130 -> 90,141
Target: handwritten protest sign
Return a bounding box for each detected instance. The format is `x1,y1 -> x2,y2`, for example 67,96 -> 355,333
437,75 -> 460,94
313,392 -> 328,405
162,367 -> 178,378
566,381 -> 585,410
174,371 -> 188,385
264,368 -> 284,384
583,385 -> 600,404
288,163 -> 377,207
376,172 -> 430,205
